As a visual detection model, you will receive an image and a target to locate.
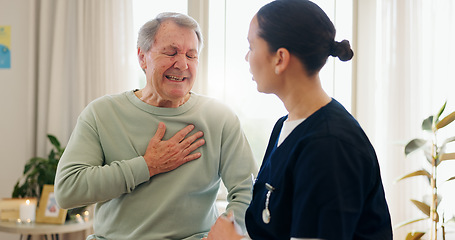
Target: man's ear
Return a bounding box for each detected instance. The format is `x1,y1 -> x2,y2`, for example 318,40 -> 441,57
274,48 -> 290,75
137,47 -> 147,70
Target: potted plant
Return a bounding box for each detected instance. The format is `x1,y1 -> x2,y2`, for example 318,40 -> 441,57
396,101 -> 455,240
12,134 -> 64,200
12,134 -> 87,220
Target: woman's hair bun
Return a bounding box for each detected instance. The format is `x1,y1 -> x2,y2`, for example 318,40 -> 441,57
330,40 -> 354,61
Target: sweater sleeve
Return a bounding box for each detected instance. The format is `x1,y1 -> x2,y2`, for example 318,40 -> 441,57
54,107 -> 151,209
219,113 -> 258,234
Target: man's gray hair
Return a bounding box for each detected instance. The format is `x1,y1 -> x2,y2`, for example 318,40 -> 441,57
137,12 -> 204,53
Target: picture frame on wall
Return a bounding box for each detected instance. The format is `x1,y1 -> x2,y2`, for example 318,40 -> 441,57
36,184 -> 67,224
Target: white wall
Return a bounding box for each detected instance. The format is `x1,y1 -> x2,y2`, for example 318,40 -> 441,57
0,0 -> 36,239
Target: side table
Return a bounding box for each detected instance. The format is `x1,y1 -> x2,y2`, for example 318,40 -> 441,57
0,220 -> 93,240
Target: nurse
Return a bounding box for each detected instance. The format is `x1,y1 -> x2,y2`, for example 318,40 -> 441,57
204,0 -> 393,239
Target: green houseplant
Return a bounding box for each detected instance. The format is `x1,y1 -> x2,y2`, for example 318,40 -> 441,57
12,134 -> 64,200
396,102 -> 455,240
12,134 -> 87,220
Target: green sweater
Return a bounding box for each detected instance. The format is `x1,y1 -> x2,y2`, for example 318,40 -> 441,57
55,91 -> 258,240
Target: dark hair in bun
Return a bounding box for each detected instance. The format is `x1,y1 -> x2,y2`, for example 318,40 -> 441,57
330,40 -> 354,61
257,0 -> 354,75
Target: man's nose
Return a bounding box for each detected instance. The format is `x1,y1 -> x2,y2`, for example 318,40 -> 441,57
173,54 -> 189,70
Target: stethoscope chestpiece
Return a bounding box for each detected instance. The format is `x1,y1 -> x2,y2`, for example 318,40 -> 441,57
262,183 -> 275,224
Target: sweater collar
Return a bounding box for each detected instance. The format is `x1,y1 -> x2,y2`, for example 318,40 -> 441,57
126,90 -> 198,116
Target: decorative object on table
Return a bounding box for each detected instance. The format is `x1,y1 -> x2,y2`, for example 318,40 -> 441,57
19,199 -> 36,223
12,134 -> 64,200
69,208 -> 92,224
0,198 -> 37,222
36,185 -> 67,224
395,101 -> 455,240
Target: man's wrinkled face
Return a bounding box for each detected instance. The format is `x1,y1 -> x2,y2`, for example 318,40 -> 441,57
138,20 -> 199,102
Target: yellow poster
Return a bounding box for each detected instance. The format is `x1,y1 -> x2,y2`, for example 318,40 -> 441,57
0,26 -> 11,69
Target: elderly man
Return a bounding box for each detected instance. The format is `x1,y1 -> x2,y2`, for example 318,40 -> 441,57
55,12 -> 257,240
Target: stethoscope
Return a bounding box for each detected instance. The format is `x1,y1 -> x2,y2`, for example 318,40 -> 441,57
252,173 -> 276,224
262,183 -> 275,224
259,133 -> 281,224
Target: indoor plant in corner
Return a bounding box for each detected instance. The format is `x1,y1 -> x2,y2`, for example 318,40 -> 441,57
12,134 -> 64,200
12,134 -> 86,220
396,101 -> 455,240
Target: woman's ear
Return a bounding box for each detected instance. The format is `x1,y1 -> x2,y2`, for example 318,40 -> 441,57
274,48 -> 290,75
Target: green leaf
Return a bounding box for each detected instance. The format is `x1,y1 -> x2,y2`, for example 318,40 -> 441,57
394,217 -> 428,229
435,101 -> 447,123
47,134 -> 61,149
12,182 -> 22,198
405,139 -> 428,155
59,147 -> 65,156
23,163 -> 33,174
48,149 -> 55,161
405,231 -> 426,240
422,116 -> 433,131
24,157 -> 44,174
49,157 -> 58,166
411,199 -> 430,217
395,170 -> 431,184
